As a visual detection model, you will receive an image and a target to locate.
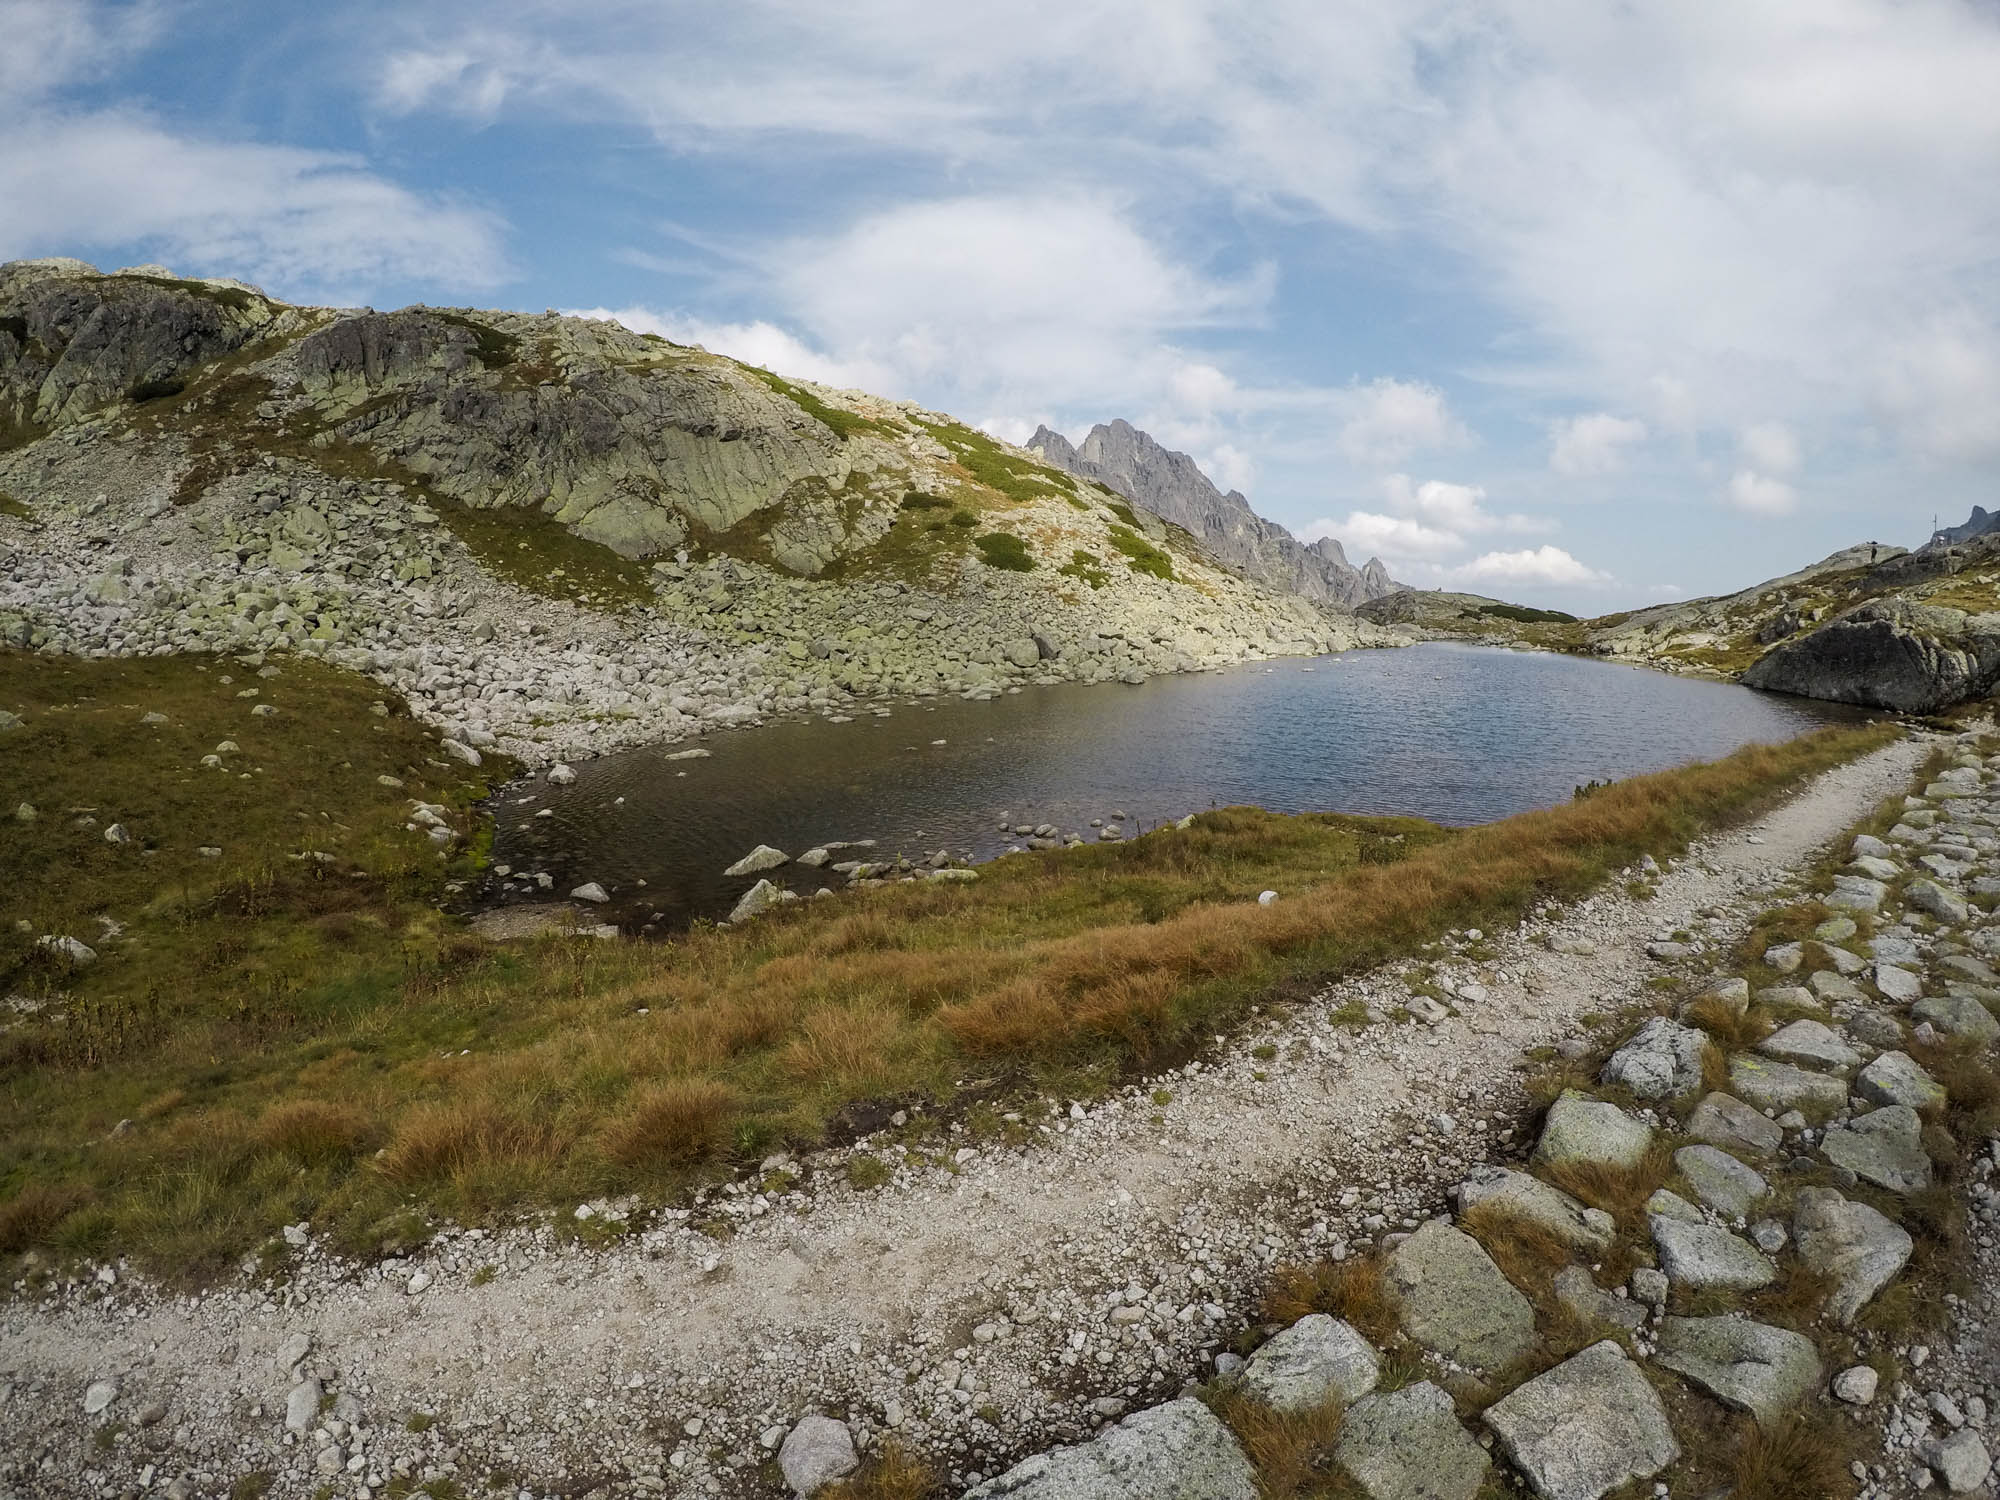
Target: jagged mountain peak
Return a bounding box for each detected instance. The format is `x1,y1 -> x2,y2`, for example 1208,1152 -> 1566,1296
1027,420 -> 1403,609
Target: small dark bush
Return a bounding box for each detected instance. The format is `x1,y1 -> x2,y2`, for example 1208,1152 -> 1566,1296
973,532 -> 1035,571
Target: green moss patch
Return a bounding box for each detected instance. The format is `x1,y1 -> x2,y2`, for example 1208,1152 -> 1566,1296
973,532 -> 1035,571
1108,524 -> 1176,581
748,367 -> 887,441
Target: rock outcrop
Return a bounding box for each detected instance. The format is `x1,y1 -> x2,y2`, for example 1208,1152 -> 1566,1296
1741,598 -> 2000,713
1027,420 -> 1402,607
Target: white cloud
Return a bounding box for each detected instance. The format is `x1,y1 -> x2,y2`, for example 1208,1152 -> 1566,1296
1875,316 -> 2000,463
1378,473 -> 1554,535
1304,511 -> 1464,560
572,307 -> 892,392
1448,546 -> 1612,588
1726,469 -> 1798,515
1333,379 -> 1469,466
1549,413 -> 1648,476
1739,421 -> 1801,475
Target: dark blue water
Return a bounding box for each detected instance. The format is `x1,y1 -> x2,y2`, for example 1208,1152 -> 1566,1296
488,643 -> 1869,928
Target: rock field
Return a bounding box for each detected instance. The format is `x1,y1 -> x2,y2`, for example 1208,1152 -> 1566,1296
10,729 -> 2000,1498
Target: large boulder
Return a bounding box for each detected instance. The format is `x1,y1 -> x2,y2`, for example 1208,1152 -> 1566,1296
1654,1317 -> 1821,1426
1673,1146 -> 1768,1220
1455,1166 -> 1614,1253
1856,1051 -> 1946,1110
1238,1315 -> 1378,1412
1819,1104 -> 1933,1193
1531,1092 -> 1653,1172
1755,1020 -> 1861,1073
1599,1018 -> 1708,1100
1333,1381 -> 1490,1500
1741,597 -> 2000,714
1385,1222 -> 1539,1372
1686,1092 -> 1783,1156
778,1415 -> 858,1496
1727,1056 -> 1846,1115
1650,1217 -> 1777,1293
962,1399 -> 1257,1500
1484,1341 -> 1680,1500
1793,1187 -> 1913,1323
1912,994 -> 2000,1044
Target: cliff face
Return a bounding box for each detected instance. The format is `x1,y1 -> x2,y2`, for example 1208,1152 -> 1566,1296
0,259 -> 1400,763
1027,419 -> 1404,608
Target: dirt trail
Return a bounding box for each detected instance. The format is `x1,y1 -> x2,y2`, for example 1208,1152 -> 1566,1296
0,735 -> 1931,1500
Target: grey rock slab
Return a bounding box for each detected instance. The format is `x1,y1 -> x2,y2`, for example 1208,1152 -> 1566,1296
1532,1091 -> 1653,1172
1833,1365 -> 1880,1404
1655,1316 -> 1822,1426
1849,854 -> 1904,881
1826,876 -> 1887,913
284,1379 -> 322,1432
779,1414 -> 858,1496
1484,1341 -> 1680,1500
1239,1314 -> 1379,1412
1847,1008 -> 1908,1050
1874,963 -> 1924,1002
1912,994 -> 2000,1043
1385,1221 -> 1539,1372
724,843 -> 788,876
1939,953 -> 2000,985
1819,1104 -> 1932,1193
1650,1216 -> 1777,1292
1686,1092 -> 1783,1156
1853,833 -> 1895,860
1551,1267 -> 1647,1333
1727,1055 -> 1847,1114
569,881 -> 609,904
82,1380 -> 117,1415
1690,977 -> 1750,1016
1818,942 -> 1868,977
1674,1145 -> 1768,1220
1909,878 -> 1971,924
1755,1019 -> 1861,1073
1808,970 -> 1867,1005
1645,1188 -> 1703,1223
1763,940 -> 1805,973
1924,1429 -> 1994,1493
728,878 -> 783,924
1600,1017 -> 1708,1100
1333,1381 -> 1490,1500
1856,1050 -> 1946,1110
1756,984 -> 1819,1012
963,1398 -> 1257,1500
1793,1187 -> 1914,1324
1456,1165 -> 1614,1253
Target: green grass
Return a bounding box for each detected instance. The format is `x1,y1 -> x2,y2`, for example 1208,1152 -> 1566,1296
1477,603 -> 1577,625
972,532 -> 1035,571
108,273 -> 263,315
0,660 -> 1897,1281
749,368 -> 887,441
428,312 -> 518,368
1060,549 -> 1110,588
915,419 -> 1071,504
432,495 -> 654,607
1107,525 -> 1176,581
0,491 -> 29,519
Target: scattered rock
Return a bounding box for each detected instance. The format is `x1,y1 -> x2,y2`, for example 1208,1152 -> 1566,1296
1755,1019 -> 1861,1073
1650,1217 -> 1777,1293
1856,1050 -> 1946,1110
1911,994 -> 2000,1044
81,1380 -> 117,1415
1907,878 -> 1971,925
1551,1267 -> 1647,1334
1819,1104 -> 1933,1193
729,879 -> 783,924
1727,1055 -> 1847,1114
963,1398 -> 1258,1500
778,1414 -> 859,1496
570,881 -> 610,904
1531,1091 -> 1653,1172
1792,1187 -> 1913,1323
1833,1365 -> 1880,1405
1924,1429 -> 1994,1494
1238,1314 -> 1379,1412
1673,1145 -> 1768,1220
1333,1381 -> 1491,1500
1457,1166 -> 1614,1253
1599,1017 -> 1708,1100
1686,1092 -> 1783,1156
1654,1316 -> 1821,1426
724,844 -> 789,876
1484,1341 -> 1680,1500
1385,1221 -> 1539,1372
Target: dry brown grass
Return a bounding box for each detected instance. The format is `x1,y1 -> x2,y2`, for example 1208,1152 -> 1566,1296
257,1100 -> 370,1167
1727,1414 -> 1859,1500
1262,1257 -> 1401,1346
604,1080 -> 740,1170
1684,993 -> 1772,1049
1458,1201 -> 1572,1306
1202,1389 -> 1346,1499
0,1183 -> 95,1254
1541,1140 -> 1676,1227
823,1441 -> 942,1500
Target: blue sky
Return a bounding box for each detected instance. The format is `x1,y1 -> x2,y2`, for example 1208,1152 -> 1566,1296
7,0 -> 1999,611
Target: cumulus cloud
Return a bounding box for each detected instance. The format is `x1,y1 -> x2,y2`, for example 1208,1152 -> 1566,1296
1378,474 -> 1551,534
1304,511 -> 1464,559
1333,379 -> 1469,466
1448,547 -> 1612,588
1549,413 -> 1648,476
1739,421 -> 1801,475
1726,470 -> 1798,516
1876,317 -> 2000,463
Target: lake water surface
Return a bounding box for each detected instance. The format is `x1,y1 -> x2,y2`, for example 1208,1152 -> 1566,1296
488,642 -> 1869,929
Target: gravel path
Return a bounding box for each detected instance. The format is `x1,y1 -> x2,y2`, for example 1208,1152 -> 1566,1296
0,734 -> 1933,1500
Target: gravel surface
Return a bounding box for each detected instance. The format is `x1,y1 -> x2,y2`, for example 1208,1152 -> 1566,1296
0,735 -> 1938,1499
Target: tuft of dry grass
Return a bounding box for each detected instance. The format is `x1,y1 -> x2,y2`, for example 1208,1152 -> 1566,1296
1202,1389 -> 1346,1499
1458,1201 -> 1573,1307
0,1183 -> 94,1254
823,1441 -> 942,1500
257,1100 -> 370,1167
1728,1414 -> 1860,1500
1684,993 -> 1772,1049
1541,1140 -> 1676,1228
1263,1257 -> 1401,1346
605,1080 -> 739,1170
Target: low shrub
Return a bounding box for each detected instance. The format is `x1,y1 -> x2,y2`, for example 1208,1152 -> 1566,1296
973,532 -> 1035,571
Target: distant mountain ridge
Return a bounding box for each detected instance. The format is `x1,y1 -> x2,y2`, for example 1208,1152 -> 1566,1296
1027,419 -> 1404,608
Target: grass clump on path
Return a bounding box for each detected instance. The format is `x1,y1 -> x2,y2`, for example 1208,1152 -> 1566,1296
0,665 -> 1898,1278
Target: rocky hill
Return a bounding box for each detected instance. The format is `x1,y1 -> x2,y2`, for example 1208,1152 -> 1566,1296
1586,527 -> 2000,713
1027,419 -> 1403,608
0,259 -> 1398,764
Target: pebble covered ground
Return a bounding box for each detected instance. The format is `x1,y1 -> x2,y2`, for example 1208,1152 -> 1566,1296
10,731 -> 2000,1500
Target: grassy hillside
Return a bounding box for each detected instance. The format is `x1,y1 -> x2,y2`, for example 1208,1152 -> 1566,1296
0,644 -> 1899,1279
